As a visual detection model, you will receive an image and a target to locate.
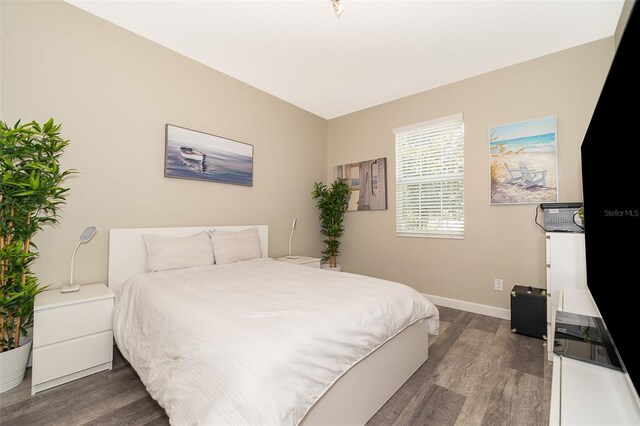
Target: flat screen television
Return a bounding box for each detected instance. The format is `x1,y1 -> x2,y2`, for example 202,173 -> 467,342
581,2 -> 639,394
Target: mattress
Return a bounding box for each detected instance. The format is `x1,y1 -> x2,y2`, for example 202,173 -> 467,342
113,258 -> 439,425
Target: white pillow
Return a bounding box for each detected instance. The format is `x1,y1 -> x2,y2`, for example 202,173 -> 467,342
210,228 -> 262,265
143,232 -> 214,272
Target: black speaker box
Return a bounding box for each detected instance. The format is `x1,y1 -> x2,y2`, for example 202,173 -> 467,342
510,285 -> 547,340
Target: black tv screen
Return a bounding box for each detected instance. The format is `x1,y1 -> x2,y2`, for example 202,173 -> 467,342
581,3 -> 639,393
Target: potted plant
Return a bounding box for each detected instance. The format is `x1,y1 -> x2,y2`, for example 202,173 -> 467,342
312,178 -> 351,271
0,119 -> 73,393
578,206 -> 585,227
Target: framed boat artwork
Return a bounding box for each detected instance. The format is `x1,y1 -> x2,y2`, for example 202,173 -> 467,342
164,124 -> 254,186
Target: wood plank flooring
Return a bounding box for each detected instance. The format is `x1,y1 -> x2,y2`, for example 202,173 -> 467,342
368,307 -> 551,426
0,307 -> 551,425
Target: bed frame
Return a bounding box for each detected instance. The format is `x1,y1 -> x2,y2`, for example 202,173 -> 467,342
108,225 -> 430,425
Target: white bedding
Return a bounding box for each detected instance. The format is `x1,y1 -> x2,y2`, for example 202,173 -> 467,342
113,258 -> 439,426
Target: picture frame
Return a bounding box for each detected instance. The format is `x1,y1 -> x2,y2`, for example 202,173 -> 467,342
164,124 -> 253,186
489,116 -> 558,205
335,157 -> 387,211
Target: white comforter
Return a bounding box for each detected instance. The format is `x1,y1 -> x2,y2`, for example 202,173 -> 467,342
113,258 -> 439,426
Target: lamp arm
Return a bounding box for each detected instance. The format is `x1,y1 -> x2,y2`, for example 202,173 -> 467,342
69,241 -> 82,286
288,228 -> 295,257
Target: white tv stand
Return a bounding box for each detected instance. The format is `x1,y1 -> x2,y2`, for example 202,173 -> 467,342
550,287 -> 640,425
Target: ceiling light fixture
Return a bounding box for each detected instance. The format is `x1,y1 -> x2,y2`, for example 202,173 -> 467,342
332,0 -> 344,17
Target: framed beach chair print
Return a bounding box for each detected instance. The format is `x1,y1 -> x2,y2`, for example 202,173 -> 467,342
489,116 -> 558,205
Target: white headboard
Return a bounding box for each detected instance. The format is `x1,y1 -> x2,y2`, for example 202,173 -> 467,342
108,225 -> 268,291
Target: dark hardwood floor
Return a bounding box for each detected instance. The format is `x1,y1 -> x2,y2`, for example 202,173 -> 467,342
0,307 -> 551,425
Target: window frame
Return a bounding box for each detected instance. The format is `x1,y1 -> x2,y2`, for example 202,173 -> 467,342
393,113 -> 465,239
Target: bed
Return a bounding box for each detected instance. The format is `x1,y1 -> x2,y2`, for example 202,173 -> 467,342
108,225 -> 439,425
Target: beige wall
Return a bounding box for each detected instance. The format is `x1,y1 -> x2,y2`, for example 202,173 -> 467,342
614,0 -> 635,48
1,0 -> 618,310
327,39 -> 614,309
1,1 -> 326,288
0,2 -> 3,119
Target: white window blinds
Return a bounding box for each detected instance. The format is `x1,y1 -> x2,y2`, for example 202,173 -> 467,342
394,114 -> 464,239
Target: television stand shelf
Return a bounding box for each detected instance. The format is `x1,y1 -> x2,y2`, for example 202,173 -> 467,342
549,287 -> 640,425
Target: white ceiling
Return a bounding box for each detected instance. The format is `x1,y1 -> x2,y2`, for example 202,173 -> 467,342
68,0 -> 624,119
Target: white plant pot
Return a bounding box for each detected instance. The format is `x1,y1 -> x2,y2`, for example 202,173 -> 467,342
0,338 -> 32,393
321,264 -> 343,272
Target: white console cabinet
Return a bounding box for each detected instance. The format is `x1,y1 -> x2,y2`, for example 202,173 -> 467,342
546,232 -> 586,360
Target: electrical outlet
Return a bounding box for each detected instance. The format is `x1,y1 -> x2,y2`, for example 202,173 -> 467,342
494,279 -> 504,291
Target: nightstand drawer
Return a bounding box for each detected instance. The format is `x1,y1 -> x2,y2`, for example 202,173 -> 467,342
33,298 -> 113,348
32,330 -> 113,385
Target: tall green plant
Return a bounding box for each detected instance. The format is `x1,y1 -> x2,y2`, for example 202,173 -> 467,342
312,178 -> 351,268
0,119 -> 74,352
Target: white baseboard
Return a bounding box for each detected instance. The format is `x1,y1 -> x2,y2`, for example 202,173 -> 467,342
422,293 -> 510,320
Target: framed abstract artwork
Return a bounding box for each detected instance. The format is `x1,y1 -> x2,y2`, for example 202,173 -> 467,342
165,124 -> 253,186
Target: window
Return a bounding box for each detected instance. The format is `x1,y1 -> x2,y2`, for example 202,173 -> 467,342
394,113 -> 464,239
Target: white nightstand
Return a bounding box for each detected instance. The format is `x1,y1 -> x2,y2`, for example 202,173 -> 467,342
31,283 -> 114,395
276,256 -> 321,269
